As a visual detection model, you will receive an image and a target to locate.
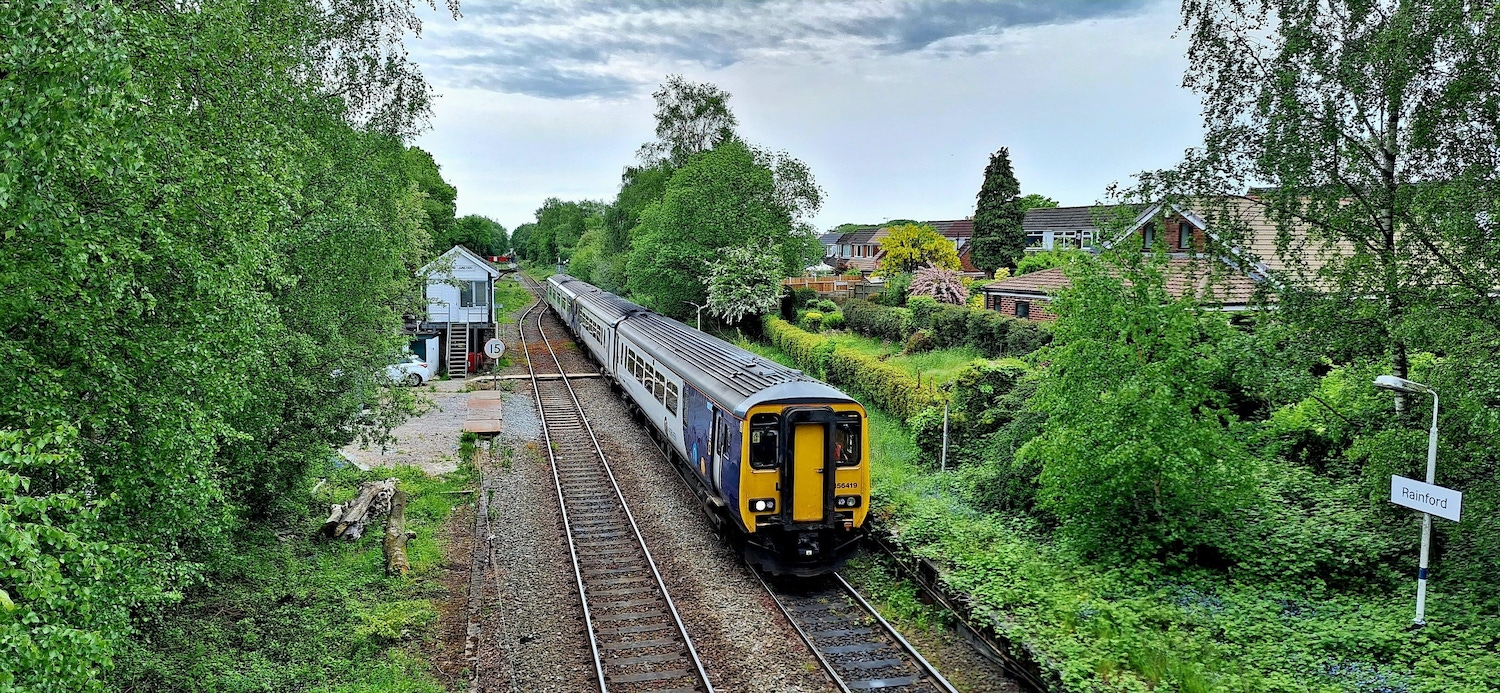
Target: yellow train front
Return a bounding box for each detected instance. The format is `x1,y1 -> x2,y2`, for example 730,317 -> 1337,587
546,275 -> 869,576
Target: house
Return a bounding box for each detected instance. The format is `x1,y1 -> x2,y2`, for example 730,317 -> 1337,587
417,245 -> 501,377
824,219 -> 983,277
981,197 -> 1331,321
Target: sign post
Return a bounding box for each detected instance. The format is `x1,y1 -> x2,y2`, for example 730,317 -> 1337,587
483,339 -> 505,391
1376,378 -> 1452,626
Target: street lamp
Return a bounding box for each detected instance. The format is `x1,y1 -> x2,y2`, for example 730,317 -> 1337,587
1373,374 -> 1440,625
684,301 -> 708,331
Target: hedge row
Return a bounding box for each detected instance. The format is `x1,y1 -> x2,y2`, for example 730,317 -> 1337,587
844,299 -> 911,341
845,298 -> 1050,358
763,317 -> 938,421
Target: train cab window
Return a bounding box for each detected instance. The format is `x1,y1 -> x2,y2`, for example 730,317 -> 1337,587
834,412 -> 862,466
748,413 -> 779,470
664,381 -> 679,414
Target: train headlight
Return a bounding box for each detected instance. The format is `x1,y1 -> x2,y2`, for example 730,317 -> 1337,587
750,498 -> 776,513
834,495 -> 862,509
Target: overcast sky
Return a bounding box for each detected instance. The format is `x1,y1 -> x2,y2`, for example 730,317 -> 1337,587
407,0 -> 1203,232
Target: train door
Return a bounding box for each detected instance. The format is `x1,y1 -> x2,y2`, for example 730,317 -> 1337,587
711,410 -> 729,492
782,408 -> 836,523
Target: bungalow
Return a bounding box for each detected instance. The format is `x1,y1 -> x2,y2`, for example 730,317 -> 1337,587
417,245 -> 501,377
981,197 -> 1338,321
825,219 -> 983,277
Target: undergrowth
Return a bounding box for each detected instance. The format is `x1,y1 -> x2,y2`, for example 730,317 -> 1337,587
111,456 -> 475,692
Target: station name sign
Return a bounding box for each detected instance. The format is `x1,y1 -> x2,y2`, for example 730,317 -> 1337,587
1389,476 -> 1462,523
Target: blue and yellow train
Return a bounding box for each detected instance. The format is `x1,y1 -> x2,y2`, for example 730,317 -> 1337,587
544,275 -> 869,576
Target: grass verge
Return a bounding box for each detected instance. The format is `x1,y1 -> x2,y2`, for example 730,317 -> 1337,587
494,276 -> 534,324
111,455 -> 476,692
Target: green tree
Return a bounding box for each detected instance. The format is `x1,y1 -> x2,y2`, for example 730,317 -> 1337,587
970,148 -> 1026,274
1018,193 -> 1060,212
438,214 -> 507,257
637,75 -> 738,167
626,140 -> 820,319
1018,254 -> 1255,559
703,246 -> 784,324
0,0 -> 444,687
404,146 -> 457,242
1174,0 -> 1500,410
876,224 -> 960,275
1015,249 -> 1087,276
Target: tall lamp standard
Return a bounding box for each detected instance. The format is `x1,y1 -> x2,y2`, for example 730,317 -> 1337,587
684,301 -> 708,331
1373,374 -> 1440,625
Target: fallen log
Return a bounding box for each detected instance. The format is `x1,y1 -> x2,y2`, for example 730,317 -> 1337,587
384,489 -> 410,577
321,478 -> 397,540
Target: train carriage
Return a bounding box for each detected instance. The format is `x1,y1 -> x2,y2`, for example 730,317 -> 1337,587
545,274 -> 869,575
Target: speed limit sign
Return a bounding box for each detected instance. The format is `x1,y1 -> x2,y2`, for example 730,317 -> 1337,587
483,339 -> 506,359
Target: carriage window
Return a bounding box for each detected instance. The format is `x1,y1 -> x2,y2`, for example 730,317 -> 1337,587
665,381 -> 679,415
834,412 -> 862,466
748,413 -> 779,470
653,372 -> 666,404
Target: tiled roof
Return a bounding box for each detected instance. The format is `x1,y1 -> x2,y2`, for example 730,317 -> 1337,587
981,268 -> 1072,295
926,219 -> 974,238
1023,205 -> 1136,232
981,258 -> 1262,306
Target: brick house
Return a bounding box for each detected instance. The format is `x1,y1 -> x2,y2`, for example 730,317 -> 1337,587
980,198 -> 1329,321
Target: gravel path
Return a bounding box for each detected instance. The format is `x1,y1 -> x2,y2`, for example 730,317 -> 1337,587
339,389 -> 467,475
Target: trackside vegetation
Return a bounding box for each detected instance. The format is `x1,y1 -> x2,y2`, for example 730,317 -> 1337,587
111,458 -> 473,692
755,194 -> 1500,690
2,0 -> 459,688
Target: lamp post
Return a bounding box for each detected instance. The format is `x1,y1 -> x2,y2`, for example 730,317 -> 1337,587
684,301 -> 708,331
1373,374 -> 1440,626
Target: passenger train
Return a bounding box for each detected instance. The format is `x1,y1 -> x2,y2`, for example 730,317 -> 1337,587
543,275 -> 869,576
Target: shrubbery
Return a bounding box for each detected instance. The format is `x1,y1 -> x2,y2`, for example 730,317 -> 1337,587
815,299 -> 838,313
848,299 -> 1050,359
844,300 -> 911,342
799,310 -> 825,332
763,317 -> 936,420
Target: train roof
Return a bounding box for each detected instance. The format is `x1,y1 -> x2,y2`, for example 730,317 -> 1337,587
560,277 -> 855,416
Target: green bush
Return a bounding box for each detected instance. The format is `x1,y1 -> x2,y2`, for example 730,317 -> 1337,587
800,310 -> 825,332
815,299 -> 838,313
764,316 -> 833,378
874,273 -> 912,306
929,305 -> 970,348
822,311 -> 846,331
907,295 -> 939,330
903,330 -> 935,354
844,300 -> 911,342
763,317 -> 936,420
793,287 -> 819,308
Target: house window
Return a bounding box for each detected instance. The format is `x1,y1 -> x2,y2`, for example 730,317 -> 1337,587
1025,234 -> 1043,248
1080,231 -> 1093,249
1179,221 -> 1192,249
1142,224 -> 1155,249
460,280 -> 489,308
1015,301 -> 1031,319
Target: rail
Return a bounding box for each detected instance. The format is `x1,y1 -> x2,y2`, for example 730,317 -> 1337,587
516,275 -> 714,693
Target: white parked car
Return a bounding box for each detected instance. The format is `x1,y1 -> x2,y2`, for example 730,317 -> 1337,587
385,353 -> 434,386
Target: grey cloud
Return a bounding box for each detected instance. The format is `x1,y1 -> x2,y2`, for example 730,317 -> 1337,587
420,0 -> 1156,98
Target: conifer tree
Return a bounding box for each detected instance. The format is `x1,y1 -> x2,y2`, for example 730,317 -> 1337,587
970,148 -> 1026,274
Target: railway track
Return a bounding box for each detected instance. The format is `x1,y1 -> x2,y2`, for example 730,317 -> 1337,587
516,275 -> 714,693
756,571 -> 959,693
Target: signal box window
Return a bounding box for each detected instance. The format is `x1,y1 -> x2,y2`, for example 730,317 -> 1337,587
460,280 -> 488,307
749,413 -> 779,470
834,412 -> 861,466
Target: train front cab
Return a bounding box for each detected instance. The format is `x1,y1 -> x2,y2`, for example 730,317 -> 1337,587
737,400 -> 869,576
